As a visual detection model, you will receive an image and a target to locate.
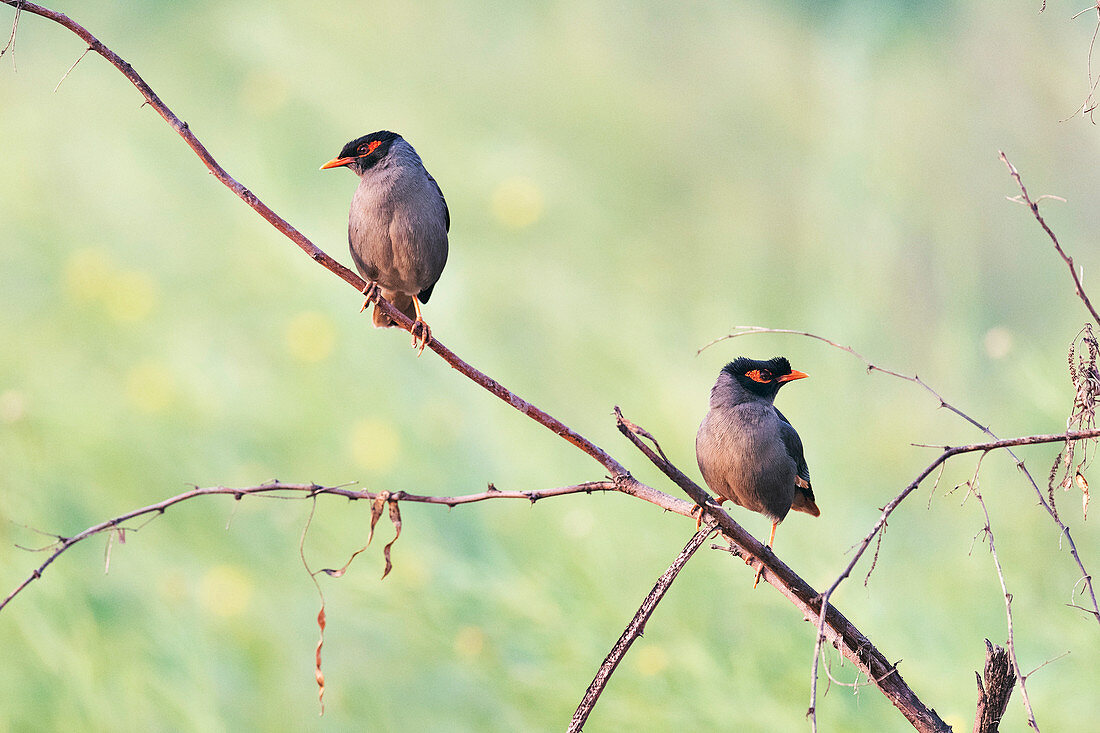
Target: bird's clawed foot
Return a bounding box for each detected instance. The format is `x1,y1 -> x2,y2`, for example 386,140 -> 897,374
691,503 -> 705,530
752,563 -> 765,589
410,318 -> 432,356
359,281 -> 382,313
752,522 -> 779,589
693,496 -> 726,530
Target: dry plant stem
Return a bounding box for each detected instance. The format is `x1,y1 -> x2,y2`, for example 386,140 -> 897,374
971,480 -> 1039,731
973,640 -> 1016,733
568,524 -> 714,733
1064,3 -> 1100,123
0,0 -> 624,480
1,0 -> 19,64
614,408 -> 952,733
707,326 -> 1100,627
0,480 -> 634,613
1000,150 -> 1100,328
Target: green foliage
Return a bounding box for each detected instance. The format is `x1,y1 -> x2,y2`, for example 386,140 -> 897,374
1,1 -> 1098,730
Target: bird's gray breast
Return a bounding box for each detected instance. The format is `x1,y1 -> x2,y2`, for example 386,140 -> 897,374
348,153 -> 449,296
696,402 -> 798,521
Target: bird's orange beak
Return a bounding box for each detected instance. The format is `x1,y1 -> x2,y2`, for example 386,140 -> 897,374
777,370 -> 809,383
320,156 -> 355,170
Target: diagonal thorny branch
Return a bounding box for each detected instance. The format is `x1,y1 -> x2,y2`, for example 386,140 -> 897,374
569,522 -> 716,732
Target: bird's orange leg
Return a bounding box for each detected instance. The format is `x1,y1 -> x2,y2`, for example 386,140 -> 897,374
752,521 -> 779,589
359,281 -> 382,313
409,297 -> 432,356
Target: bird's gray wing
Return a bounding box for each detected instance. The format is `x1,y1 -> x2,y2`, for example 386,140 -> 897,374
774,408 -> 811,488
427,172 -> 450,232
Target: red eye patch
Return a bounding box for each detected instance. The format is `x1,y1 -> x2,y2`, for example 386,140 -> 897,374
359,140 -> 382,156
746,369 -> 772,383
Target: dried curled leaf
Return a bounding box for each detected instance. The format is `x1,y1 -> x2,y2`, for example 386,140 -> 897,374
1077,472 -> 1090,519
381,498 -> 402,580
367,490 -> 390,546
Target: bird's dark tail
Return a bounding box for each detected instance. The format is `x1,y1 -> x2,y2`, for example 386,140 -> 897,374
372,292 -> 416,328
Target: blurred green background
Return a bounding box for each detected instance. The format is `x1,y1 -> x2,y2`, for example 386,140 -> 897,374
2,0 -> 1098,730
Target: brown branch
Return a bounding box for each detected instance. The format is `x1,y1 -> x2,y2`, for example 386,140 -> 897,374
568,523 -> 715,732
0,0 -> 626,481
973,640 -> 1016,733
0,480 -> 628,613
1000,150 -> 1100,328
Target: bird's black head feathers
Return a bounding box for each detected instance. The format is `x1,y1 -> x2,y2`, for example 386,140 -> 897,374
722,356 -> 802,399
335,130 -> 401,173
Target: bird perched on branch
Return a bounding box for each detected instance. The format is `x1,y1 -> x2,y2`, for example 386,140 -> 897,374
696,356 -> 819,587
322,130 -> 449,355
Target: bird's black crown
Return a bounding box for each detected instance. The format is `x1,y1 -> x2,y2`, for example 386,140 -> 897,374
723,356 -> 796,398
336,130 -> 401,171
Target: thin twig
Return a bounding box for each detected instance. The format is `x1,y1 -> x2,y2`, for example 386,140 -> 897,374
1000,151 -> 1100,327
568,523 -> 715,732
1,0 -> 20,67
970,475 -> 1040,730
1062,3 -> 1100,124
52,44 -> 89,91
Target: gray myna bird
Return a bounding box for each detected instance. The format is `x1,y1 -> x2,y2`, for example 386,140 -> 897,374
696,356 -> 819,586
322,130 -> 449,354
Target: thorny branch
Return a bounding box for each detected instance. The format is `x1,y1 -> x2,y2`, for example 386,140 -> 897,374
568,523 -> 716,732
0,480 -> 621,613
